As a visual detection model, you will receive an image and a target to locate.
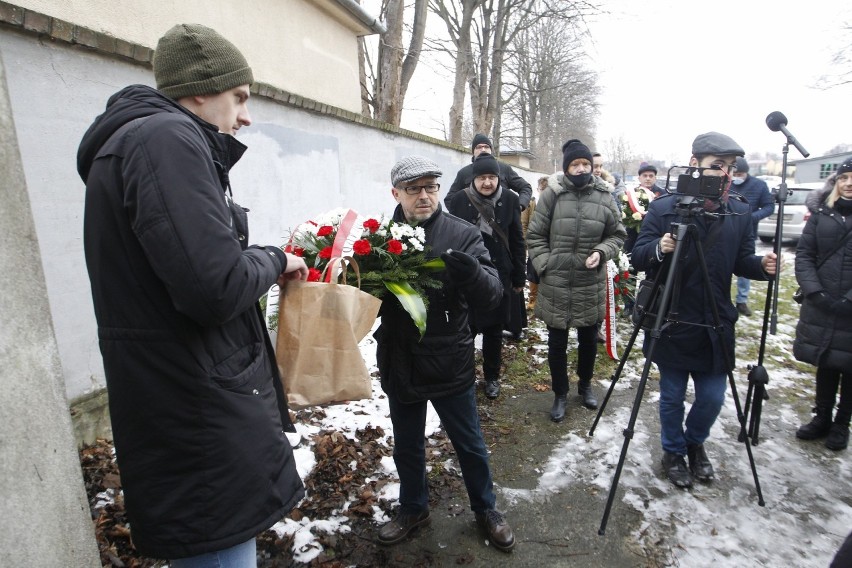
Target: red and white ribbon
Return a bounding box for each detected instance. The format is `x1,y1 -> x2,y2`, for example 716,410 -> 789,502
604,260 -> 619,361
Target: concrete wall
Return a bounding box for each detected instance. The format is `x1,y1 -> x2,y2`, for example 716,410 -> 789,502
0,49 -> 100,568
12,0 -> 370,112
0,16 -> 544,442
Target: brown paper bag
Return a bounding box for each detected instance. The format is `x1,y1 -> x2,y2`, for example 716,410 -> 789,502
275,266 -> 381,409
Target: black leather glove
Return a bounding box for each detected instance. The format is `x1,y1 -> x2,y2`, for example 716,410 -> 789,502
833,298 -> 852,317
441,250 -> 479,284
808,291 -> 833,311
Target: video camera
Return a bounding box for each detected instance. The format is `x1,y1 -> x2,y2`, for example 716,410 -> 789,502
664,165 -> 727,199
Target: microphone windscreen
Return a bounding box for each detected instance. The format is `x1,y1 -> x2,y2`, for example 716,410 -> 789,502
766,111 -> 788,132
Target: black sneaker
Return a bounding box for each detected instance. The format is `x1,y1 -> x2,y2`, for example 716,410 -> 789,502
687,444 -> 714,482
661,451 -> 693,488
484,380 -> 500,399
377,510 -> 430,545
475,509 -> 515,552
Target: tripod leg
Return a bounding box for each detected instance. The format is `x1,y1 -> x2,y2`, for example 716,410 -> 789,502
590,314 -> 646,436
598,353 -> 657,535
691,225 -> 765,506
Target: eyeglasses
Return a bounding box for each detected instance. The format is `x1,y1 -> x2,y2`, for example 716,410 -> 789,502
399,183 -> 440,195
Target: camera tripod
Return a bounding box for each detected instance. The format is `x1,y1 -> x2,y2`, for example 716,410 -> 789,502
589,207 -> 765,535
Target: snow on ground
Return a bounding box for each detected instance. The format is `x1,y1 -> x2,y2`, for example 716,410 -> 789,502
276,243 -> 851,566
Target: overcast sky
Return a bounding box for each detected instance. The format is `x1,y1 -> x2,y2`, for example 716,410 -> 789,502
390,0 -> 851,167
585,0 -> 852,164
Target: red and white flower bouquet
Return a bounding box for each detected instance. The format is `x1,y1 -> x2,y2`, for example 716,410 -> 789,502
284,208 -> 444,336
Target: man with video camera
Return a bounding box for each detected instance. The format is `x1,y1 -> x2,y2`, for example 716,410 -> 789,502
631,132 -> 778,489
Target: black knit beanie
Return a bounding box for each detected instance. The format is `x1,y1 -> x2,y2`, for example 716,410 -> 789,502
471,133 -> 493,152
561,139 -> 592,172
837,158 -> 852,177
472,154 -> 500,178
154,24 -> 254,100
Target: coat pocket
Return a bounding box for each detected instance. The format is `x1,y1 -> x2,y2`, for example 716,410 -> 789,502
410,337 -> 473,388
211,342 -> 264,391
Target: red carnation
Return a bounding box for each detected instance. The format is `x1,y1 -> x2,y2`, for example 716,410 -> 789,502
621,287 -> 629,295
317,225 -> 334,237
363,218 -> 380,234
387,239 -> 403,254
307,268 -> 322,282
292,247 -> 305,257
614,274 -> 620,283
623,271 -> 630,279
614,289 -> 621,295
318,246 -> 333,259
353,239 -> 372,255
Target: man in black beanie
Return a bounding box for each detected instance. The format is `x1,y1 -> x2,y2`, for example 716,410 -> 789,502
77,24 -> 307,565
446,154 -> 526,400
445,133 -> 533,211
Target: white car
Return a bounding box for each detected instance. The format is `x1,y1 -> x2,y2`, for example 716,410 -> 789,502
756,182 -> 823,244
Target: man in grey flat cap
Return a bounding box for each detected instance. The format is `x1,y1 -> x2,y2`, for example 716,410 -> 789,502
373,156 -> 515,552
631,132 -> 778,490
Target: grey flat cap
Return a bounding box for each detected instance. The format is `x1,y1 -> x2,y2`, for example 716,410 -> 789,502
391,156 -> 443,187
691,132 -> 744,157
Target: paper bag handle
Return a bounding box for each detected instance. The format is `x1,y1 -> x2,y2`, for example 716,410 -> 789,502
321,256 -> 363,289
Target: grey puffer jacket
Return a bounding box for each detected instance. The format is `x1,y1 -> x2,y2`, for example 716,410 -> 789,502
526,173 -> 626,329
793,188 -> 852,370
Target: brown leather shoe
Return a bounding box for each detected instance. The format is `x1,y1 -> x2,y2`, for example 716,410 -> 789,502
475,509 -> 515,552
377,510 -> 430,545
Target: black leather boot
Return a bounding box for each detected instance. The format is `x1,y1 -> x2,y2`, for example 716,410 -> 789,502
577,380 -> 598,409
550,394 -> 568,422
796,405 -> 833,440
484,379 -> 500,399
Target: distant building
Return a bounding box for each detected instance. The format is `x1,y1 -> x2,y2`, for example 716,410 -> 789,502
791,151 -> 852,183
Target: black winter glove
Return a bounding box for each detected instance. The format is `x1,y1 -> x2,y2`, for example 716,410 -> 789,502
833,298 -> 852,317
441,250 -> 479,284
808,291 -> 833,311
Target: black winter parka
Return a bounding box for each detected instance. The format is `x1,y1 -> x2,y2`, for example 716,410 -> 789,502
793,189 -> 852,370
374,205 -> 502,402
77,85 -> 304,559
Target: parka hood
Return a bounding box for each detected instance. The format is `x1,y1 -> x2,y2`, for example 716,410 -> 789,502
77,84 -> 243,183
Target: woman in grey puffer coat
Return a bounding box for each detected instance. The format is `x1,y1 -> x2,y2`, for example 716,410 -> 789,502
793,159 -> 852,451
527,140 -> 626,422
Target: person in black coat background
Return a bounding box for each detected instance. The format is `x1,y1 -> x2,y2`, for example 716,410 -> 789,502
444,133 -> 533,211
77,24 -> 308,564
446,154 -> 526,399
793,158 -> 852,451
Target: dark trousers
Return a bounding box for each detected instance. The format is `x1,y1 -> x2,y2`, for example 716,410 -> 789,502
387,385 -> 496,515
816,366 -> 852,425
546,324 -> 598,396
474,323 -> 504,381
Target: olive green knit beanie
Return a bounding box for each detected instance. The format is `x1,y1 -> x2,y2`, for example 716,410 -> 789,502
153,23 -> 253,100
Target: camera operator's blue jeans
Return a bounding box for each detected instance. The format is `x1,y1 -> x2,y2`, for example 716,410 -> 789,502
170,538 -> 256,568
658,365 -> 727,455
736,276 -> 750,305
388,385 -> 496,515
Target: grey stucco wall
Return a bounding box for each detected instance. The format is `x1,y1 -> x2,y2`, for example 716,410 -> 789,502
0,28 -> 544,407
0,47 -> 100,567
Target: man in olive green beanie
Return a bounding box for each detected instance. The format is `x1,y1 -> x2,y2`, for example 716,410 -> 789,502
154,23 -> 254,101
77,24 -> 307,566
